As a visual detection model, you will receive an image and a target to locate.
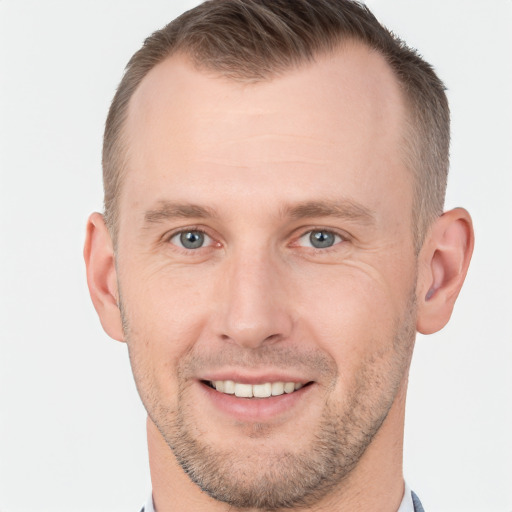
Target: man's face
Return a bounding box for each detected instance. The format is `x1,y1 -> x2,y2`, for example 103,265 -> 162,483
117,44 -> 418,509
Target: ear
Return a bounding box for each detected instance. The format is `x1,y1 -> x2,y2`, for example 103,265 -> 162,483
83,212 -> 124,342
416,207 -> 474,334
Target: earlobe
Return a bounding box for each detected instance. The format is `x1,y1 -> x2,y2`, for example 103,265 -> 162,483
83,212 -> 125,342
416,208 -> 474,335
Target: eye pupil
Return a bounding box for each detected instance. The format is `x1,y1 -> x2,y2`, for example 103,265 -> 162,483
310,230 -> 335,248
180,231 -> 204,249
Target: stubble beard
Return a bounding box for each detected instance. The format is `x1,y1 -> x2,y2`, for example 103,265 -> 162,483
162,384 -> 389,510
122,297 -> 416,511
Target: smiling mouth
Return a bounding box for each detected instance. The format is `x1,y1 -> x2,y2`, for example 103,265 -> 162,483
204,380 -> 312,398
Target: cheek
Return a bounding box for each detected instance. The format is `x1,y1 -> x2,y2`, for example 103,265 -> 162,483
120,257 -> 213,335
292,261 -> 414,370
295,271 -> 416,419
118,263 -> 214,395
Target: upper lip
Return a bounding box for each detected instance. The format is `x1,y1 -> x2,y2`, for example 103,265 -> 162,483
199,371 -> 311,385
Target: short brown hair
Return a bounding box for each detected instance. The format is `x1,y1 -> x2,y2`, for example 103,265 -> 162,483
103,0 -> 449,248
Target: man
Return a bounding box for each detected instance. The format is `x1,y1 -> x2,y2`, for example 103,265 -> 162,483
84,0 -> 474,510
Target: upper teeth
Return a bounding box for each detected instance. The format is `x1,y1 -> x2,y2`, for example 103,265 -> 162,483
211,380 -> 304,398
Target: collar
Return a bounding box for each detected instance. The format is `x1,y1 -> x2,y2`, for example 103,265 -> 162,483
397,481 -> 415,512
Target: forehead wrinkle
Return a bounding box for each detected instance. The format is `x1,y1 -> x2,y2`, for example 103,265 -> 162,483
143,200 -> 219,225
189,158 -> 332,167
193,133 -> 336,163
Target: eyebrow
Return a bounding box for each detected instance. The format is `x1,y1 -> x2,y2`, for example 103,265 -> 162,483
282,200 -> 375,225
143,199 -> 375,226
144,201 -> 218,224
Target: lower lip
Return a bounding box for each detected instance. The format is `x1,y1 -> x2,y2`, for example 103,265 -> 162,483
199,381 -> 313,422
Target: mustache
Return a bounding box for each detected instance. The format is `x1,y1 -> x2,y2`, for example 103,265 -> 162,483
178,345 -> 337,378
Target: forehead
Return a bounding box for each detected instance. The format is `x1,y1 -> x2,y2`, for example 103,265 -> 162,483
121,43 -> 411,229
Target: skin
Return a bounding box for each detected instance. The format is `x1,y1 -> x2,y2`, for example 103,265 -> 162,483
85,43 -> 474,511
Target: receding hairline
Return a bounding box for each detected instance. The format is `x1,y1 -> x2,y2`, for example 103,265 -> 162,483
129,37 -> 401,101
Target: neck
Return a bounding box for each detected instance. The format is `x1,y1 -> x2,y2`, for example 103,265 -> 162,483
148,381 -> 408,512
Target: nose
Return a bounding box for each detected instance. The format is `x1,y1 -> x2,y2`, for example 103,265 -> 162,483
215,250 -> 293,349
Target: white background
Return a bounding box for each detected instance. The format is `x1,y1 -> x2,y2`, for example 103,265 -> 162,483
0,1 -> 511,511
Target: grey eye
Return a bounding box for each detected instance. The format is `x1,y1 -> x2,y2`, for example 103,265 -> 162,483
296,230 -> 342,249
309,231 -> 336,248
297,230 -> 342,249
171,230 -> 209,249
